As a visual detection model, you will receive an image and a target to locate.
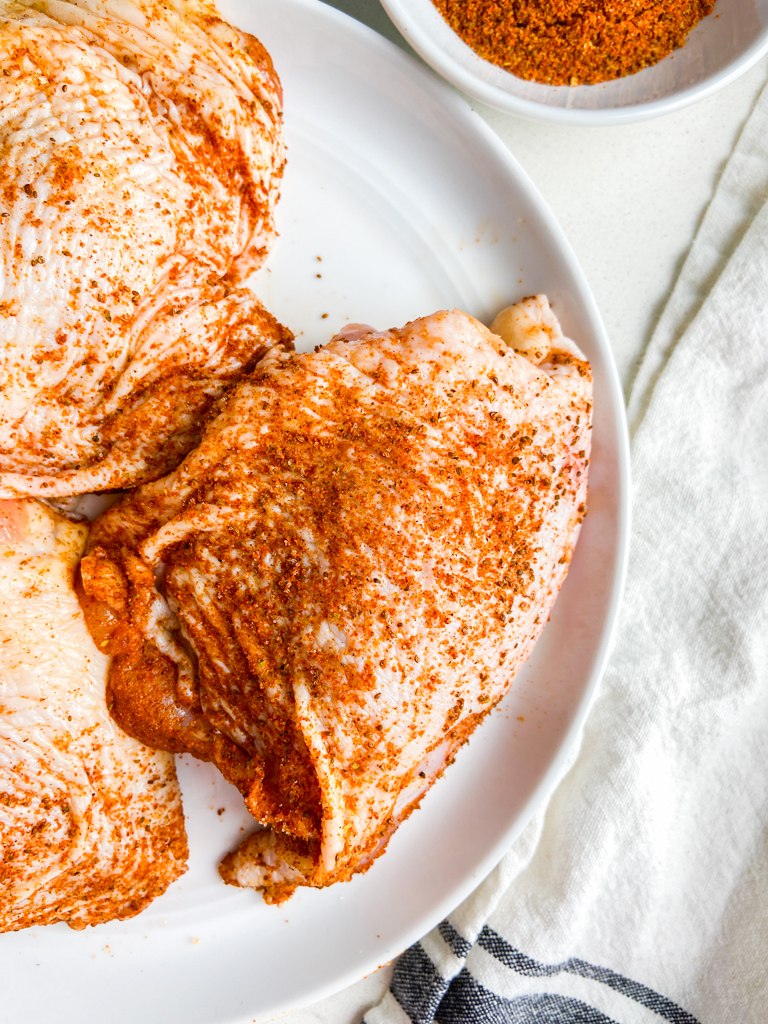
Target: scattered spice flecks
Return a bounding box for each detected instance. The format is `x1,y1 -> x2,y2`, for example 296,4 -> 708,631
430,0 -> 716,86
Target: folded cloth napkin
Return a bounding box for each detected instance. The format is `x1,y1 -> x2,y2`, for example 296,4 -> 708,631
363,81 -> 768,1024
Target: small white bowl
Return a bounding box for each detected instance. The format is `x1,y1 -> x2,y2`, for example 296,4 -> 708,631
379,0 -> 768,125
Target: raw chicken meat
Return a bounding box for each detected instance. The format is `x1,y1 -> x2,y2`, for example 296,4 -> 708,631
78,297 -> 591,903
0,0 -> 290,498
0,498 -> 187,931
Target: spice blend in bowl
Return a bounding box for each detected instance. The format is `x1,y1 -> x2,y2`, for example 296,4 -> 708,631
430,0 -> 717,86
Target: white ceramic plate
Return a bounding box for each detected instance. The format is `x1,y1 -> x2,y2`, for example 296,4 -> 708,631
0,2 -> 630,1021
380,0 -> 768,125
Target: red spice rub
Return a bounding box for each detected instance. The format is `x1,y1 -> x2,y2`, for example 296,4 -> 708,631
431,0 -> 716,86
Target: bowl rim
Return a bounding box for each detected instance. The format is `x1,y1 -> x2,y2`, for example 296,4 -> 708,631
379,0 -> 768,125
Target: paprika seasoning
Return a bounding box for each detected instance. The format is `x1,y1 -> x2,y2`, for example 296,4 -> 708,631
430,1 -> 717,86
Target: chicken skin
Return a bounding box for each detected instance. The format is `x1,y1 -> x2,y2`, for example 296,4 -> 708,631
0,0 -> 289,498
78,298 -> 591,903
0,499 -> 187,931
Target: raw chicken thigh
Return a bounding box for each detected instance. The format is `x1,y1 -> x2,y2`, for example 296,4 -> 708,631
78,297 -> 591,903
0,499 -> 187,931
0,0 -> 289,498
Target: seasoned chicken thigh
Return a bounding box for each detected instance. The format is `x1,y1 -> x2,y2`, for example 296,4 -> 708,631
0,0 -> 289,497
79,298 -> 591,903
0,499 -> 187,931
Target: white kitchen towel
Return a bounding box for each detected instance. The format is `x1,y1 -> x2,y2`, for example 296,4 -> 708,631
363,82 -> 768,1024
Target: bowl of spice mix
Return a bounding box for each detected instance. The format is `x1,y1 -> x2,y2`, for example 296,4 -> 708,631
379,0 -> 768,124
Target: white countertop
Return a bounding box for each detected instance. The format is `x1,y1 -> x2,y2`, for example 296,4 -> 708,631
269,2 -> 768,1020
